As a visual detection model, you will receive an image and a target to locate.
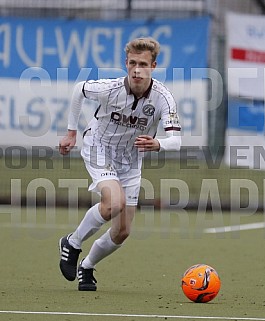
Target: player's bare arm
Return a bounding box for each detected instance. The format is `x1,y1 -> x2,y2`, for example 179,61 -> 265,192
134,135 -> 160,152
59,129 -> 77,155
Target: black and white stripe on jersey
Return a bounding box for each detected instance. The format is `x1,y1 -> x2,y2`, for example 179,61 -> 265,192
165,126 -> 181,131
94,104 -> 101,119
82,79 -> 124,98
152,81 -> 181,132
152,85 -> 176,115
99,85 -> 128,147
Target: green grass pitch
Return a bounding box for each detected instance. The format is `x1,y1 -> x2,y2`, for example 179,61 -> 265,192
0,208 -> 265,321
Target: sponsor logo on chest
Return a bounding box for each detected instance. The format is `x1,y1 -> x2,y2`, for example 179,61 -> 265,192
109,101 -> 156,131
111,112 -> 147,125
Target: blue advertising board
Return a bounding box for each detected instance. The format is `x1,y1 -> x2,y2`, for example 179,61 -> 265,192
0,16 -> 210,148
0,16 -> 210,81
228,98 -> 264,133
225,97 -> 265,169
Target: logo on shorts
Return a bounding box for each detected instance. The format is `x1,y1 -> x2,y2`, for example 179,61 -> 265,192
101,164 -> 116,177
143,104 -> 155,116
104,164 -> 115,172
128,195 -> 138,199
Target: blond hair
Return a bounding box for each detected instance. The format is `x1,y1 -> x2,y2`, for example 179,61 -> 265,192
125,37 -> 160,63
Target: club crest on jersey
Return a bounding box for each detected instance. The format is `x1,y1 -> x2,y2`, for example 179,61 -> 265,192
143,104 -> 155,116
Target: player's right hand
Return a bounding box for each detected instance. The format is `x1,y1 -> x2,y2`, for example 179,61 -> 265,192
59,130 -> 77,155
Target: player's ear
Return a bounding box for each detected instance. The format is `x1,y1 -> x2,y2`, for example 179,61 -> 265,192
151,61 -> 157,70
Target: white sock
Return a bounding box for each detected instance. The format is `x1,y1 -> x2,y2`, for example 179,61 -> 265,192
81,228 -> 121,269
69,203 -> 107,249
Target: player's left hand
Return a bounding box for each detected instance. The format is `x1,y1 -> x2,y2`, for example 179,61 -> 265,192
134,135 -> 160,152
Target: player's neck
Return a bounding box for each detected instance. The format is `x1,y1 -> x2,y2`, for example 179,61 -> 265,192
128,79 -> 152,99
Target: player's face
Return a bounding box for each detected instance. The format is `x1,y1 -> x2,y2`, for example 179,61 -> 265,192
126,51 -> 156,98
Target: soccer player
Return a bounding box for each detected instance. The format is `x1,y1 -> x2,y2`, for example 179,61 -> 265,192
58,37 -> 181,291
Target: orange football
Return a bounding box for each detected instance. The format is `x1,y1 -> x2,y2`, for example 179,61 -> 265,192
181,264 -> 221,303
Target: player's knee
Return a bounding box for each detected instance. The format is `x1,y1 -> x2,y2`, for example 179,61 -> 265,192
111,199 -> 126,217
101,199 -> 126,220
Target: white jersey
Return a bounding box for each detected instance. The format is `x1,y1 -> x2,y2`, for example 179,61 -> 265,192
69,76 -> 181,164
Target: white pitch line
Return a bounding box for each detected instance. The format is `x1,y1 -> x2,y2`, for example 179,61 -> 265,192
204,222 -> 265,234
0,311 -> 265,321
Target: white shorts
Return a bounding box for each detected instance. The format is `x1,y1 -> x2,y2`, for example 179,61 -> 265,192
81,138 -> 142,206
